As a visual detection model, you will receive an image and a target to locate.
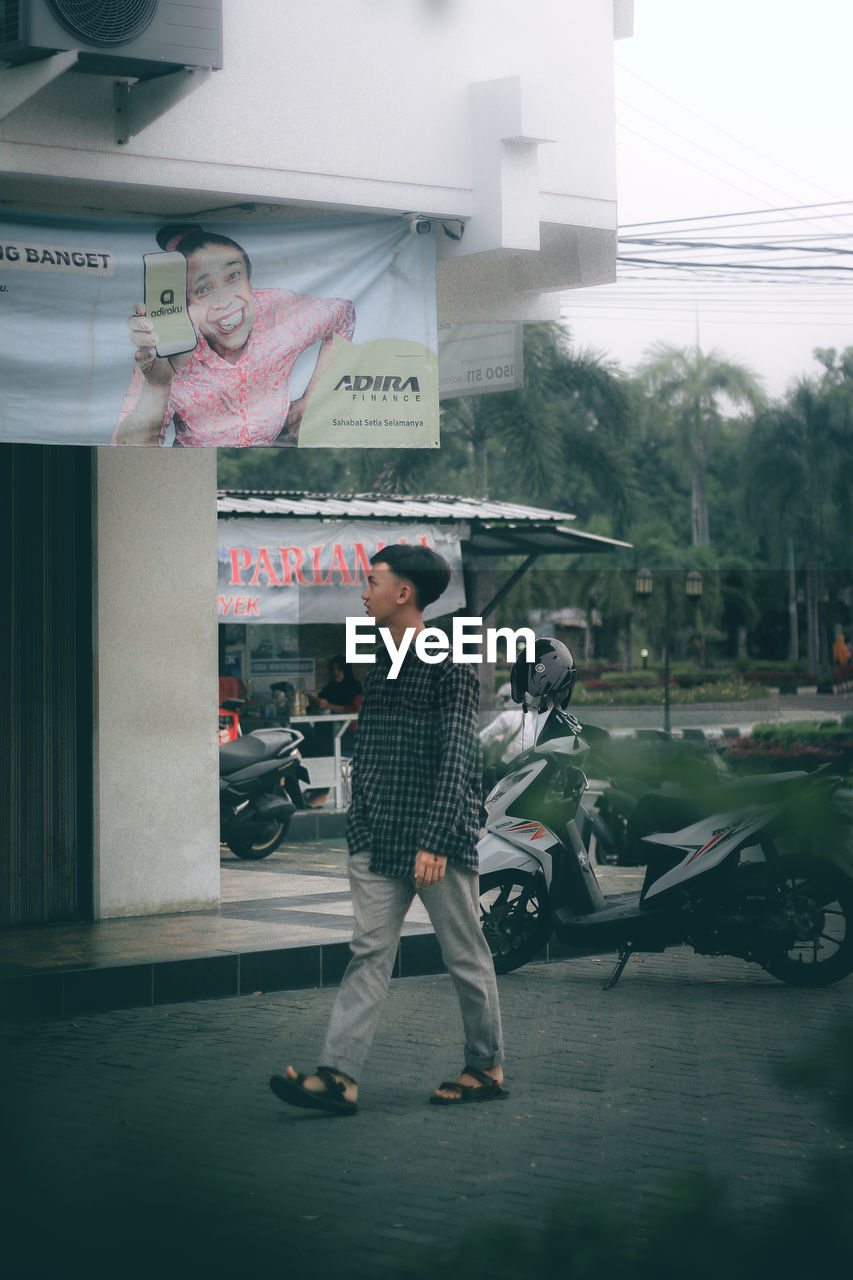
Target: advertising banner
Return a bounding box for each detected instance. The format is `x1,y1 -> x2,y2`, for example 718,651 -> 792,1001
0,211 -> 438,448
438,322 -> 524,399
218,519 -> 466,625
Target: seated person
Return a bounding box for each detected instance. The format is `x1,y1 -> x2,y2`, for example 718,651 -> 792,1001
310,656 -> 363,716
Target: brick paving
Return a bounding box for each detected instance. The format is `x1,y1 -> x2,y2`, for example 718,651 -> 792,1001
5,943 -> 852,1279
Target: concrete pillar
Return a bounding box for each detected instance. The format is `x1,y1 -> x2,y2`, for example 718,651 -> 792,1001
92,448 -> 220,918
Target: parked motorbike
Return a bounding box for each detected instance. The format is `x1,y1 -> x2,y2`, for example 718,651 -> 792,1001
478,696 -> 853,989
220,727 -> 310,860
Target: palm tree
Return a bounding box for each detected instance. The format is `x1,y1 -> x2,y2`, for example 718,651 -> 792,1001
419,323 -> 632,527
637,344 -> 765,547
746,377 -> 853,675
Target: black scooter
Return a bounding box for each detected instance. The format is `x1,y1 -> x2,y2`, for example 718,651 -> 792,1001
220,727 -> 310,860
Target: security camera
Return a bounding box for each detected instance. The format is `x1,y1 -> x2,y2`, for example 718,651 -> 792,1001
407,216 -> 432,235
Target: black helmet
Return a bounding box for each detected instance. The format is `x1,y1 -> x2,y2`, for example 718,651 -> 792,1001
510,637 -> 576,708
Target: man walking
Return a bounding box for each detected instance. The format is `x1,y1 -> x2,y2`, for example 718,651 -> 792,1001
269,544 -> 506,1114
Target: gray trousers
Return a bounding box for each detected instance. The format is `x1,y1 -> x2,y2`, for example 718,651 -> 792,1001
320,852 -> 504,1083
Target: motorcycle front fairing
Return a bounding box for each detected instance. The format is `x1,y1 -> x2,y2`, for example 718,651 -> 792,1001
480,755 -> 559,884
640,804 -> 775,905
480,731 -> 606,914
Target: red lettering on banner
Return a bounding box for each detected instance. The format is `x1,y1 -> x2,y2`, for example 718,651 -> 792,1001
219,595 -> 260,616
223,536 -> 440,599
228,547 -> 252,586
277,547 -> 309,585
250,547 -> 281,586
324,543 -> 354,585
352,541 -> 371,583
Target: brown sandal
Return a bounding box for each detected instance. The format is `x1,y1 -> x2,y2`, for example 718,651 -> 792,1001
429,1066 -> 509,1105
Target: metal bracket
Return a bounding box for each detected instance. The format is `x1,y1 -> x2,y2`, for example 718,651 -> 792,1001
113,66 -> 211,145
0,50 -> 78,122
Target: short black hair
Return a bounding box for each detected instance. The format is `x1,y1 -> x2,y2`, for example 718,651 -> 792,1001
156,224 -> 252,278
370,544 -> 451,610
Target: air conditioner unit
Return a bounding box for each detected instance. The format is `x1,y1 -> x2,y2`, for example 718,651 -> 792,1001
0,1 -> 223,77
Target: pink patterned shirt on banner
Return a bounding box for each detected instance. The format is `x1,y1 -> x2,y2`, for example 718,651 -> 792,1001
118,288 -> 356,447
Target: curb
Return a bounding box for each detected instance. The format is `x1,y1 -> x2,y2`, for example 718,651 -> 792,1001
0,928 -> 445,1022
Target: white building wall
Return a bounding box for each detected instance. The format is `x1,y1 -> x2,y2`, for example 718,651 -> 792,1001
92,449 -> 220,917
0,0 -> 628,319
0,0 -> 631,918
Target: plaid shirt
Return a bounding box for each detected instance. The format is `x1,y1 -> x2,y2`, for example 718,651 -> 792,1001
346,647 -> 481,878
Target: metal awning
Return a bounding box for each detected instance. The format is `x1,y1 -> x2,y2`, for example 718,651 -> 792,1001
216,491 -> 631,558
217,490 -> 631,620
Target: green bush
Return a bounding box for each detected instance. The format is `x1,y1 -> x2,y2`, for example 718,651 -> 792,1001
722,720 -> 853,776
573,678 -> 769,707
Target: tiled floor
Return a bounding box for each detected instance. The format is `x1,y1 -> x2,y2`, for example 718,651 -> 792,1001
0,837 -> 435,979
0,836 -> 439,1017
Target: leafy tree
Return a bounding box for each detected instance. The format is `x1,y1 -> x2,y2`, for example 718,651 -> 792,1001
636,343 -> 765,547
746,376 -> 853,674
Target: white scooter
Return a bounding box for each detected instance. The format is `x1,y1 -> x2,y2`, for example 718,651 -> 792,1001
478,676 -> 853,989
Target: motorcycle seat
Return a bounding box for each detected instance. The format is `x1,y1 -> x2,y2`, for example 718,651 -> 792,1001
220,732 -> 291,776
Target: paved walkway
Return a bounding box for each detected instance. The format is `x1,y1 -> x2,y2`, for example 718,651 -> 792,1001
6,933 -> 852,1279
4,696 -> 853,1278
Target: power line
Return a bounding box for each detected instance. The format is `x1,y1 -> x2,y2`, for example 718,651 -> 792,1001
616,98 -> 823,215
616,123 -> 788,209
620,198 -> 853,231
617,257 -> 853,276
619,237 -> 853,257
615,62 -> 849,209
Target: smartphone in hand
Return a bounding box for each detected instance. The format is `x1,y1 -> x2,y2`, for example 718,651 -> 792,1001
143,251 -> 197,358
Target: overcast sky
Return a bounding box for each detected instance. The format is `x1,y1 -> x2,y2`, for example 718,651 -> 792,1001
562,0 -> 853,397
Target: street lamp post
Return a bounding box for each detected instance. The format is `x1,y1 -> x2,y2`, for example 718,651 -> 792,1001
635,568 -> 703,735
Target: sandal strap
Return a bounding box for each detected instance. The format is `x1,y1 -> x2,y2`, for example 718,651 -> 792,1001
463,1066 -> 497,1087
315,1067 -> 347,1096
437,1080 -> 473,1094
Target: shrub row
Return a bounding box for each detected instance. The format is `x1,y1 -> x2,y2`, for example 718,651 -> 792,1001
581,672 -> 725,693
743,669 -> 817,690
723,719 -> 853,773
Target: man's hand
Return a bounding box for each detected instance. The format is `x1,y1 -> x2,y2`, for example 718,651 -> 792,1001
128,303 -> 182,386
414,849 -> 447,891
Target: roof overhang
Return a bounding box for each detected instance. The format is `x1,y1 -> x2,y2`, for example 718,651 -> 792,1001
216,491 -> 631,558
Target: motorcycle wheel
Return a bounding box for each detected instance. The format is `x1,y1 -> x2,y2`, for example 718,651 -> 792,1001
479,870 -> 550,974
227,813 -> 291,861
763,855 -> 853,986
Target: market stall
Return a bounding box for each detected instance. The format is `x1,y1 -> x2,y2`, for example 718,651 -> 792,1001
217,490 -> 631,804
